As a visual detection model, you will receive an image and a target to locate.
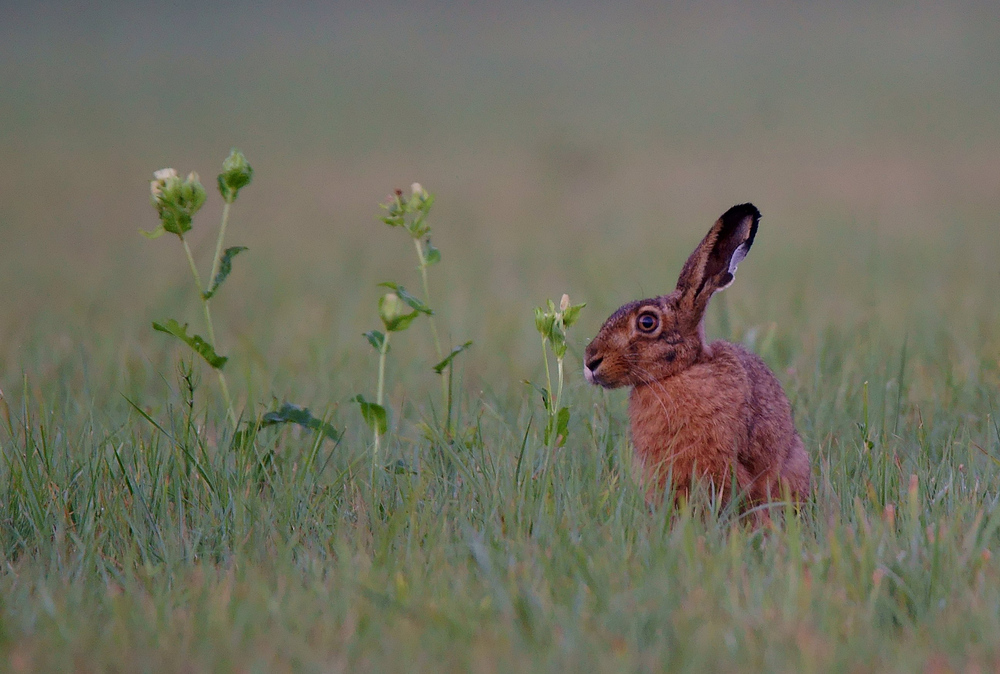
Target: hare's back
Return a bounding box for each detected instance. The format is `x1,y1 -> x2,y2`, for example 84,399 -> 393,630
713,341 -> 806,490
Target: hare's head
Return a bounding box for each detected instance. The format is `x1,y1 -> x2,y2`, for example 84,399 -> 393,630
584,203 -> 760,389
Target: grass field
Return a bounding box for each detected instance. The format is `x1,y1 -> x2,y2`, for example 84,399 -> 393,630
2,3 -> 1000,671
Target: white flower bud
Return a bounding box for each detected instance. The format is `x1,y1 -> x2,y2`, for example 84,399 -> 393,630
150,168 -> 178,200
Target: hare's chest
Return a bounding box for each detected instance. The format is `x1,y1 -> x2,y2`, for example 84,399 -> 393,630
628,370 -> 744,474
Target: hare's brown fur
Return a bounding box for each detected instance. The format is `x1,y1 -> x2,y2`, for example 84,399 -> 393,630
585,204 -> 810,519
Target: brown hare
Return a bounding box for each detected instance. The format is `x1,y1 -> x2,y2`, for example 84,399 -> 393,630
583,204 -> 810,521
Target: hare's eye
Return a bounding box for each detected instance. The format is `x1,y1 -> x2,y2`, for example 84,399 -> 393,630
636,312 -> 659,333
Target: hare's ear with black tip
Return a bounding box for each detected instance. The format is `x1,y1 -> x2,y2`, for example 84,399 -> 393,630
675,203 -> 760,324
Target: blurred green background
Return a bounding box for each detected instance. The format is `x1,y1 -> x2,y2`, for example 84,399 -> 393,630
1,1 -> 998,402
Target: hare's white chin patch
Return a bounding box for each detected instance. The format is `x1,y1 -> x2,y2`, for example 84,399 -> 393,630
584,367 -> 595,385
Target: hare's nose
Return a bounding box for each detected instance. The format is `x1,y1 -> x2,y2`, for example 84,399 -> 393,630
586,356 -> 603,372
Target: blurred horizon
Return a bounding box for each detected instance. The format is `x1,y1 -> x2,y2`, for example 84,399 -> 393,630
1,1 -> 998,389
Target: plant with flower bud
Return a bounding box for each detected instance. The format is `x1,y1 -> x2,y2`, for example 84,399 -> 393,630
533,294 -> 585,448
376,183 -> 471,441
148,169 -> 207,237
355,282 -> 431,465
142,149 -> 336,445
144,159 -> 243,426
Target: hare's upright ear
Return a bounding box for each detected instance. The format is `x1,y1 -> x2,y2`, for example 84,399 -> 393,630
675,203 -> 760,323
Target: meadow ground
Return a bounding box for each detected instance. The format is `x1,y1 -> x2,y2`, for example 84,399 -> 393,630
2,4 -> 1000,672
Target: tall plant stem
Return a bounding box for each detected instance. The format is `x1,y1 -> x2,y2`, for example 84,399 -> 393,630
181,235 -> 237,428
181,237 -> 205,302
215,372 -> 237,429
541,337 -> 553,410
209,202 -> 231,285
374,332 -> 391,458
413,239 -> 442,359
541,336 -> 555,445
413,237 -> 451,436
555,356 -> 565,416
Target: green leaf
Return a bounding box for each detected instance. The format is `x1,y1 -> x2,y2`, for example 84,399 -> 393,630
407,215 -> 430,239
379,193 -> 405,226
364,330 -> 387,352
378,292 -> 420,332
555,407 -> 570,447
157,208 -> 194,237
533,306 -> 543,325
562,303 -> 586,328
525,381 -> 551,414
409,187 -> 434,209
353,395 -> 388,435
542,406 -> 570,447
260,403 -> 341,442
377,282 -> 432,314
424,241 -> 441,265
203,246 -> 248,299
534,307 -> 552,338
378,292 -> 422,332
433,341 -> 473,374
377,288 -> 425,332
140,225 -> 166,239
152,319 -> 228,369
385,310 -> 420,333
552,335 -> 568,360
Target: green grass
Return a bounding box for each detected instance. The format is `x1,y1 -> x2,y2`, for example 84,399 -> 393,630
2,201 -> 999,671
3,4 -> 1000,672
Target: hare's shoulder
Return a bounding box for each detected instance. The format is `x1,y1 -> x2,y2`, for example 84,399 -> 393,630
630,346 -> 746,420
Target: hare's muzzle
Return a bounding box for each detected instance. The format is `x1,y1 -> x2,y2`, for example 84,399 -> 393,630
583,355 -> 604,386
